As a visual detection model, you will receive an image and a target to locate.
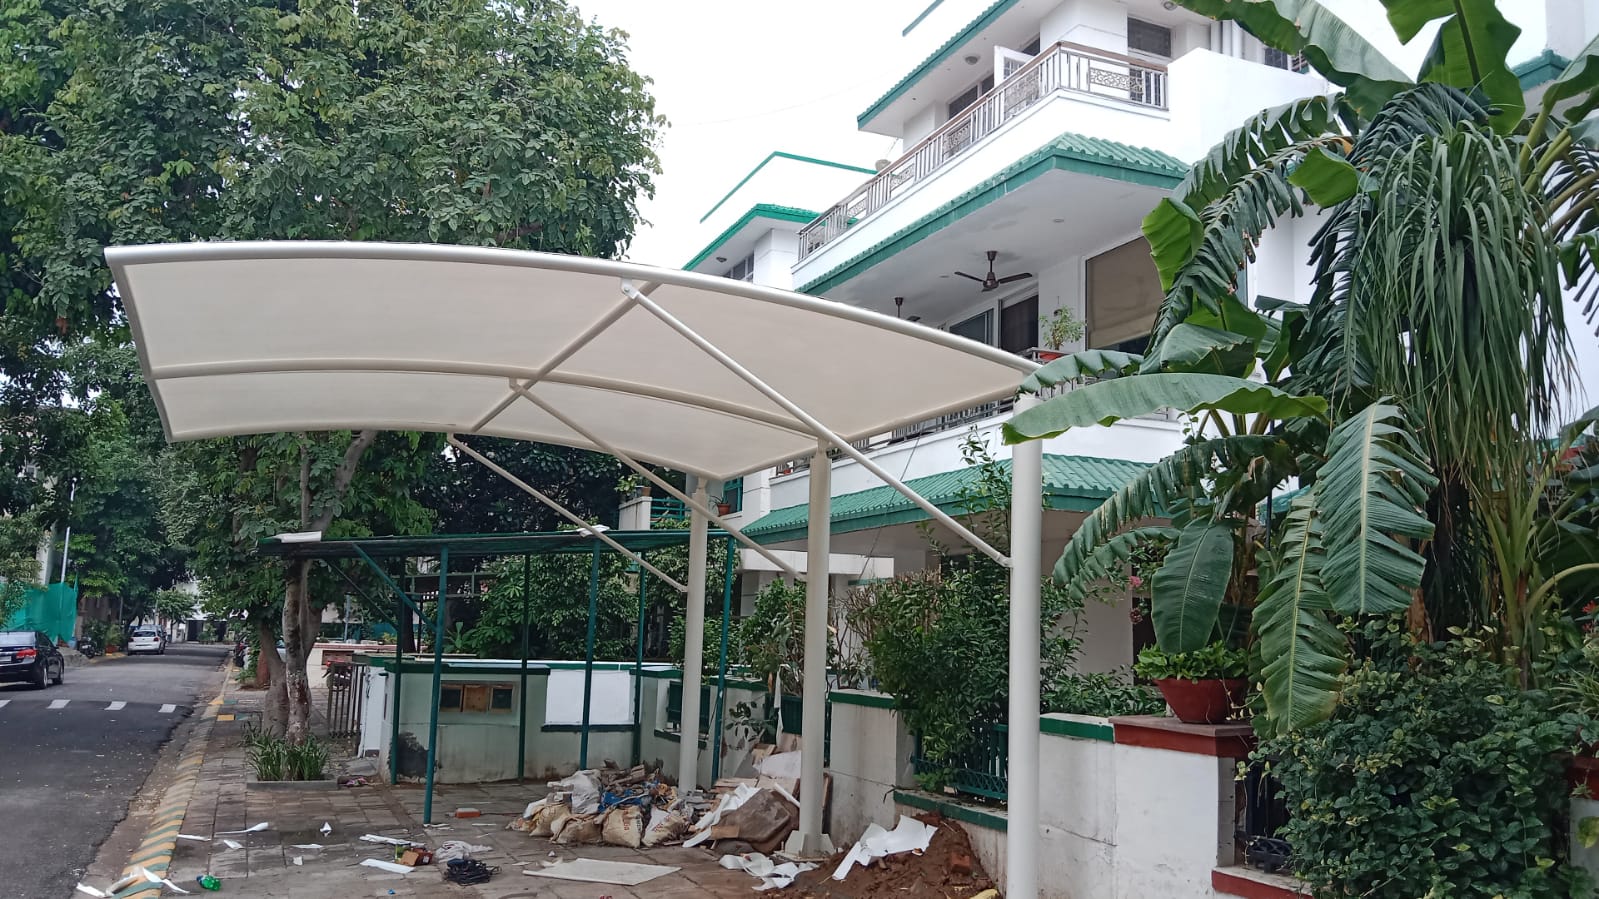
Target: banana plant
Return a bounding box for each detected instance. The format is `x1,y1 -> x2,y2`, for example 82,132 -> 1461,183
1006,0 -> 1599,734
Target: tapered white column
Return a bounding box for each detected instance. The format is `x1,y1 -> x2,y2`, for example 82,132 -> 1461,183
678,481 -> 710,789
1006,393 -> 1043,898
797,442 -> 832,852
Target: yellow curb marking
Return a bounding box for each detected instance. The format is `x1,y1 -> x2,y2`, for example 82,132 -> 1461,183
215,713 -> 234,721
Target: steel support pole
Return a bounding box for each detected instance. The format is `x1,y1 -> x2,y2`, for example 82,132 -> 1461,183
712,534 -> 735,783
391,590 -> 403,785
580,542 -> 601,769
1006,394 -> 1044,899
423,547 -> 449,825
517,554 -> 531,782
633,560 -> 647,767
678,482 -> 709,790
796,443 -> 832,853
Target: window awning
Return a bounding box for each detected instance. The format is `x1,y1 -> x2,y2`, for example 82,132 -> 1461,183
107,241 -> 1034,480
743,454 -> 1150,544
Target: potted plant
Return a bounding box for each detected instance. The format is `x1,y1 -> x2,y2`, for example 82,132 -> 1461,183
1032,306 -> 1085,362
1133,642 -> 1248,724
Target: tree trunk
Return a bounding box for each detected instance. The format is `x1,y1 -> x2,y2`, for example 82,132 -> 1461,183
283,559 -> 314,745
257,616 -> 288,737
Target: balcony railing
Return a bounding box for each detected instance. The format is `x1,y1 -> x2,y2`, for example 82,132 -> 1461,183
912,723 -> 1009,800
798,41 -> 1168,261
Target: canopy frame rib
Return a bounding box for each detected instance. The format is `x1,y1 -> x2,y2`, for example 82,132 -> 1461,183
509,381 -> 803,580
445,434 -> 687,592
621,280 -> 1011,568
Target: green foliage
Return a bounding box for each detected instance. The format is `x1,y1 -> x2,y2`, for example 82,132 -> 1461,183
1150,519 -> 1236,652
155,588 -> 196,624
243,724 -> 328,782
1038,306 -> 1085,351
1044,670 -> 1166,718
732,579 -> 809,694
1005,373 -> 1326,442
1133,642 -> 1246,682
1263,623 -> 1594,897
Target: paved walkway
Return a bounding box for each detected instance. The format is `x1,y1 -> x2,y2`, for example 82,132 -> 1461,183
163,686 -> 762,897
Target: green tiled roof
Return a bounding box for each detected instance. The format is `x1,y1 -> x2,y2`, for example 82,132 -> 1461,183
743,454 -> 1151,545
859,0 -> 1023,129
1514,49 -> 1571,91
684,203 -> 820,270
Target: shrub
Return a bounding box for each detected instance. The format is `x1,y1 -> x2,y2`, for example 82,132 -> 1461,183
1261,622 -> 1594,898
244,724 -> 328,781
1044,670 -> 1166,718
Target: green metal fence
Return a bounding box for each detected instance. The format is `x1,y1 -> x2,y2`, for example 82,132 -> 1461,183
911,723 -> 1008,800
2,581 -> 78,644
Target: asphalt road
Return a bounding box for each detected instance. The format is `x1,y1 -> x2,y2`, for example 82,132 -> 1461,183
0,642 -> 228,899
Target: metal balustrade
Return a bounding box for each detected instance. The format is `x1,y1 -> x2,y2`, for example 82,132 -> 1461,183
798,42 -> 1168,261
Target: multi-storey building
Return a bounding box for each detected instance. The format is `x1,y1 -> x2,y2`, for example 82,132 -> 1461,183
669,0 -> 1594,672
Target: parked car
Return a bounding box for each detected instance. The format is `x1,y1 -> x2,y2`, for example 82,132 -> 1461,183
0,630 -> 65,688
128,626 -> 166,656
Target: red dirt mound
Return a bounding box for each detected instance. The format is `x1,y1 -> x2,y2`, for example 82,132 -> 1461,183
787,813 -> 996,898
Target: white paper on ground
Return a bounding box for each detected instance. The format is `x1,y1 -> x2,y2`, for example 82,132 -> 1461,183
360,859 -> 413,874
756,751 -> 802,781
222,840 -> 243,850
683,783 -> 759,848
289,843 -> 323,850
216,823 -> 269,834
175,834 -> 211,842
720,853 -> 817,891
523,858 -> 680,886
758,861 -> 817,891
320,821 -> 332,835
292,856 -> 302,866
73,885 -> 109,898
360,834 -> 423,847
831,815 -> 937,881
139,867 -> 190,894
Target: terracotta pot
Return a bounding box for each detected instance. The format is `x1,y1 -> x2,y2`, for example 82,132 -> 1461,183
1033,349 -> 1064,362
1153,677 -> 1247,724
717,503 -> 732,515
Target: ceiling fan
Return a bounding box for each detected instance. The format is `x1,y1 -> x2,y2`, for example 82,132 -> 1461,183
954,250 -> 1032,292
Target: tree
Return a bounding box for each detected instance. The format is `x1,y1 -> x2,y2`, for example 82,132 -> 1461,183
420,440 -> 627,536
1006,1 -> 1599,734
6,0 -> 662,740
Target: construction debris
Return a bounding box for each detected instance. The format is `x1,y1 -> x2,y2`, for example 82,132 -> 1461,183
523,858 -> 681,886
787,814 -> 995,899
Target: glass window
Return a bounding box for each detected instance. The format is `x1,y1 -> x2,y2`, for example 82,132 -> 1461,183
947,74 -> 996,119
950,309 -> 993,345
439,684 -> 463,711
1127,19 -> 1173,58
721,478 -> 744,514
490,685 -> 514,712
722,253 -> 754,281
999,295 -> 1039,354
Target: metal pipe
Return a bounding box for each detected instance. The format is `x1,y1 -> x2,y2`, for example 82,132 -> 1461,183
712,534 -> 735,783
518,554 -> 531,782
1006,394 -> 1044,899
797,443 -> 831,851
507,383 -> 804,579
623,284 -> 1010,568
580,542 -> 601,769
633,558 -> 647,767
423,547 -> 449,825
678,482 -> 709,790
391,588 -> 403,786
446,435 -> 687,592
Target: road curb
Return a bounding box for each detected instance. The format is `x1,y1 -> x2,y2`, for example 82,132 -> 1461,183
111,687 -> 224,898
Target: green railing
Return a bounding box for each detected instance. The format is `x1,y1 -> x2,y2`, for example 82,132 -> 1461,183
651,497 -> 688,522
911,723 -> 1008,800
665,681 -> 713,732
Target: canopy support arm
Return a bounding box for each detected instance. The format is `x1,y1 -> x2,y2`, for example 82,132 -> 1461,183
621,281 -> 1010,568
507,382 -> 803,579
446,434 -> 687,592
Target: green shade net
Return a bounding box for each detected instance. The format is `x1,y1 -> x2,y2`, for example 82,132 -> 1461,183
3,582 -> 78,643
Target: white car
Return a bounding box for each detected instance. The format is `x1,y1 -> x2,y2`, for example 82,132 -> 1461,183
128,628 -> 166,655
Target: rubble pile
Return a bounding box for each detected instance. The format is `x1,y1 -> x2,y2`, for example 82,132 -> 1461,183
507,753 -> 811,855
787,814 -> 996,899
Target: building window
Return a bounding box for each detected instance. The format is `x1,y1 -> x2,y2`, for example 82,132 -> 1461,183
1264,47 -> 1308,73
950,308 -> 994,345
947,74 -> 995,119
722,253 -> 754,282
1087,238 -> 1163,353
999,295 -> 1039,354
1127,18 -> 1173,59
544,669 -> 636,726
721,478 -> 743,514
439,684 -> 463,711
490,685 -> 515,712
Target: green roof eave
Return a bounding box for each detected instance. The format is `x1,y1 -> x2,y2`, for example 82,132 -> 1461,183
1514,49 -> 1572,92
859,0 -> 1024,130
684,204 -> 819,271
700,152 -> 874,224
743,454 -> 1152,545
795,133 -> 1186,296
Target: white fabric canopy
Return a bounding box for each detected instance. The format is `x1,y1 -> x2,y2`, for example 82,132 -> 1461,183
107,242 -> 1034,479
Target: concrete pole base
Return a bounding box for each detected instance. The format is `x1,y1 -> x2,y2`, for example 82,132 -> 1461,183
785,830 -> 835,858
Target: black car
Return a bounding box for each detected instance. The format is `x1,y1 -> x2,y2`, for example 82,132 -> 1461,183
0,630 -> 64,689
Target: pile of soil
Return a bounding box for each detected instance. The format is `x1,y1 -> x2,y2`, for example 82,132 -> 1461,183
787,813 -> 997,898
